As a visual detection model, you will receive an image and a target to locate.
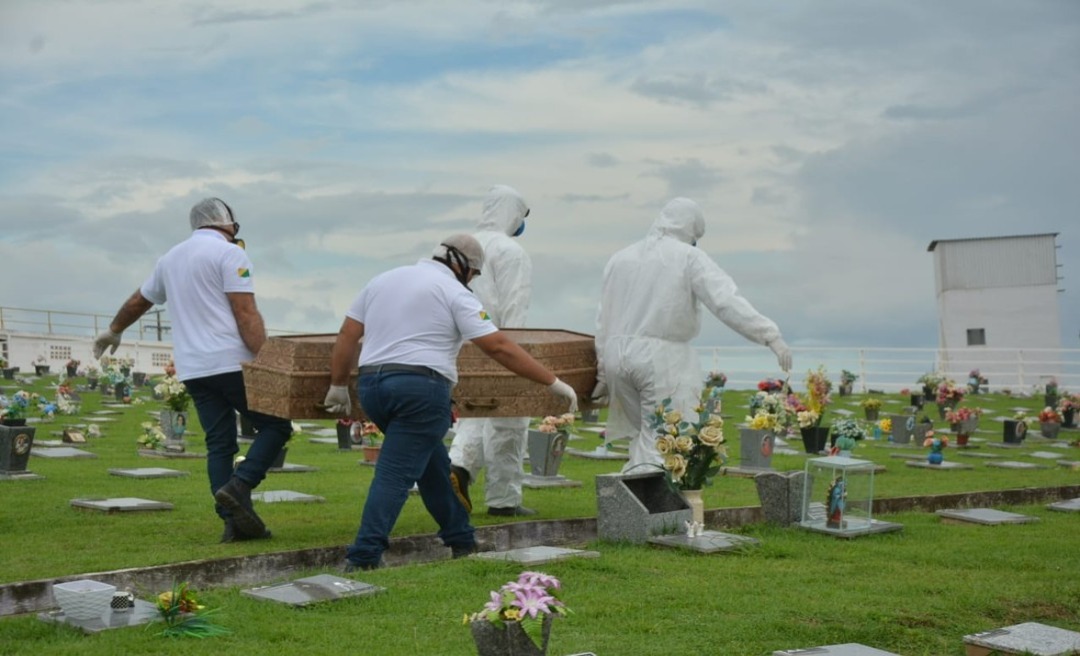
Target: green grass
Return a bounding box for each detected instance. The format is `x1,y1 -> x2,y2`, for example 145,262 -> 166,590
2,377 -> 1078,654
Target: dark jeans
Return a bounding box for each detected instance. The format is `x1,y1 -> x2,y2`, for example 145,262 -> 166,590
184,370 -> 292,521
346,370 -> 474,567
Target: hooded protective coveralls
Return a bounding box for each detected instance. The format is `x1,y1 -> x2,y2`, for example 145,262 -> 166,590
448,185 -> 533,510
595,197 -> 791,472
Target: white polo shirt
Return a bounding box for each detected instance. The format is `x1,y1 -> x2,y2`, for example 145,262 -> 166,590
346,259 -> 498,383
140,230 -> 256,381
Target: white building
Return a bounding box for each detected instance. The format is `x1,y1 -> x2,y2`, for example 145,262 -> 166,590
928,233 -> 1062,386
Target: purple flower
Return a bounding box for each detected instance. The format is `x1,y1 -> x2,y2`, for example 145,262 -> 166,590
483,590 -> 503,614
518,571 -> 561,590
512,588 -> 555,620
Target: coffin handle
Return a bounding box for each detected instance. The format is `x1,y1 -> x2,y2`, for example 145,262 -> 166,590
462,399 -> 500,410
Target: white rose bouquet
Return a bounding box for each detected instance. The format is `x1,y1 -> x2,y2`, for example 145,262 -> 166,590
649,387 -> 727,491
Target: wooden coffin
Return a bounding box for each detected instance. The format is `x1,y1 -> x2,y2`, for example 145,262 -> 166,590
243,329 -> 597,420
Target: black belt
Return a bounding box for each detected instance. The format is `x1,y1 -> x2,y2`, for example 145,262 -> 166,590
358,364 -> 446,381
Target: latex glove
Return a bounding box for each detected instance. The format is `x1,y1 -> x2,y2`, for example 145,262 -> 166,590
591,380 -> 609,406
93,330 -> 122,359
322,385 -> 352,415
548,377 -> 579,413
769,338 -> 792,373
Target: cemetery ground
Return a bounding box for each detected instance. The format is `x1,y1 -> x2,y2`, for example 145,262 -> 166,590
1,375 -> 1078,655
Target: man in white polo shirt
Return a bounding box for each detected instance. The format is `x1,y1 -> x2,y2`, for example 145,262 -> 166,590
322,233 -> 578,571
93,198 -> 291,543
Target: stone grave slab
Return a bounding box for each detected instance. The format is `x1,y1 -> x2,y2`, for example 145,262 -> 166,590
648,530 -> 760,553
956,451 -> 1001,459
293,422 -> 319,430
596,472 -> 690,543
32,447 -> 96,459
82,416 -> 117,423
310,427 -> 338,437
567,446 -> 629,460
1057,460 -> 1080,470
242,574 -> 383,607
1030,451 -> 1064,460
986,441 -> 1024,449
576,426 -> 605,434
0,470 -> 44,481
522,473 -> 583,489
773,644 -> 902,656
905,460 -> 974,471
38,599 -> 159,634
35,439 -> 65,447
775,447 -> 804,456
137,448 -> 205,459
1047,497 -> 1080,512
252,490 -> 325,504
754,470 -> 805,527
108,467 -> 188,479
986,461 -> 1049,470
90,410 -> 122,415
800,517 -> 903,539
71,497 -> 174,513
936,508 -> 1039,525
963,622 -> 1080,656
308,437 -> 339,445
268,463 -> 318,473
832,408 -> 854,416
889,452 -> 924,460
472,546 -> 600,565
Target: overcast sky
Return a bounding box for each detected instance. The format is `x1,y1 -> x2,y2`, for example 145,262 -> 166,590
1,0 -> 1077,353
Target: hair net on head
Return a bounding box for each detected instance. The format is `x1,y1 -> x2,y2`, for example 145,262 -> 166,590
434,233 -> 485,272
189,198 -> 235,231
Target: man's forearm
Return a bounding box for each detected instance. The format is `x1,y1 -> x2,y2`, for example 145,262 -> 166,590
236,311 -> 267,355
108,290 -> 154,334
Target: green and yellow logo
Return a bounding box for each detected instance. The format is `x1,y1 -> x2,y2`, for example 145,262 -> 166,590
237,268 -> 251,278
479,311 -> 491,321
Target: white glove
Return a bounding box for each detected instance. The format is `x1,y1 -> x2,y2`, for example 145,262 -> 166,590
93,330 -> 122,359
769,338 -> 792,373
322,385 -> 352,415
591,380 -> 609,406
548,377 -> 579,413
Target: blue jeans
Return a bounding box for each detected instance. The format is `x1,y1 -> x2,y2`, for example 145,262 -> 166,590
346,370 -> 474,567
184,371 -> 292,520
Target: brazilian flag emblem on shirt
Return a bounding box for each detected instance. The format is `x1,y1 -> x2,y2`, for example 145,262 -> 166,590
237,268 -> 251,278
479,311 -> 491,321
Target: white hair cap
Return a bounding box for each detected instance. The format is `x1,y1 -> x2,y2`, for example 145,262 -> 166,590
433,233 -> 485,271
189,198 -> 235,230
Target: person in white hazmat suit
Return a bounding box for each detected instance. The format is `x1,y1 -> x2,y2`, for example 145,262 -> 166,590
594,197 -> 793,472
448,185 -> 538,517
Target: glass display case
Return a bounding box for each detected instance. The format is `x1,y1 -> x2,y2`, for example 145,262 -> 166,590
799,455 -> 901,537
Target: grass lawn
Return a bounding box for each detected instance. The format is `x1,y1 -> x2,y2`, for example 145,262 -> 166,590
1,375 -> 1078,654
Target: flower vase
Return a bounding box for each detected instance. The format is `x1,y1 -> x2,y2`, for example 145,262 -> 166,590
362,445 -> 381,464
955,433 -> 969,447
1,368 -> 14,380
87,377 -> 98,390
800,426 -> 829,454
1040,422 -> 1061,440
835,435 -> 856,456
681,488 -> 705,525
66,366 -> 78,378
34,364 -> 50,376
927,451 -> 944,465
1003,420 -> 1027,444
470,615 -> 552,656
1063,408 -> 1076,428
864,408 -> 879,422
0,421 -> 36,473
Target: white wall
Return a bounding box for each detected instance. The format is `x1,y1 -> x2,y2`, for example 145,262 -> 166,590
0,331 -> 173,374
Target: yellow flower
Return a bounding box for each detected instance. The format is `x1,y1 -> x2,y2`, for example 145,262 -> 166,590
664,453 -> 687,480
504,608 -> 522,621
664,410 -> 682,425
706,414 -> 724,428
698,425 -> 724,446
674,436 -> 694,453
656,434 -> 676,454
879,418 -> 892,432
748,414 -> 776,430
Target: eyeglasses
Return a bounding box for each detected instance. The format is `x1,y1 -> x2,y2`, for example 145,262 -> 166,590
231,222 -> 240,236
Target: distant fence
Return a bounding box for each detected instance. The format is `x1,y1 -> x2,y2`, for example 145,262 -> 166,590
698,345 -> 1080,394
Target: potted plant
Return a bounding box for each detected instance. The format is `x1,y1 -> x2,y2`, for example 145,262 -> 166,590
1003,411 -> 1028,444
466,571 -> 571,656
1058,394 -> 1078,428
794,366 -> 832,454
860,397 -> 882,421
838,370 -> 857,396
1038,406 -> 1062,440
967,369 -> 984,394
830,418 -> 865,455
137,421 -> 167,452
923,430 -> 949,465
33,355 -> 50,376
934,379 -> 965,418
84,364 -> 100,390
65,359 -> 80,378
944,406 -> 981,446
360,421 -> 383,463
650,390 -> 727,524
916,372 -> 944,406
154,375 -> 190,441
705,370 -> 727,391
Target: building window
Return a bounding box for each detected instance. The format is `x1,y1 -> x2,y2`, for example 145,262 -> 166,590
151,352 -> 173,368
49,345 -> 72,361
966,329 -> 986,346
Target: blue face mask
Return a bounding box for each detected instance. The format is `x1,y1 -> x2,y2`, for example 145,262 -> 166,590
513,220 -> 526,237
